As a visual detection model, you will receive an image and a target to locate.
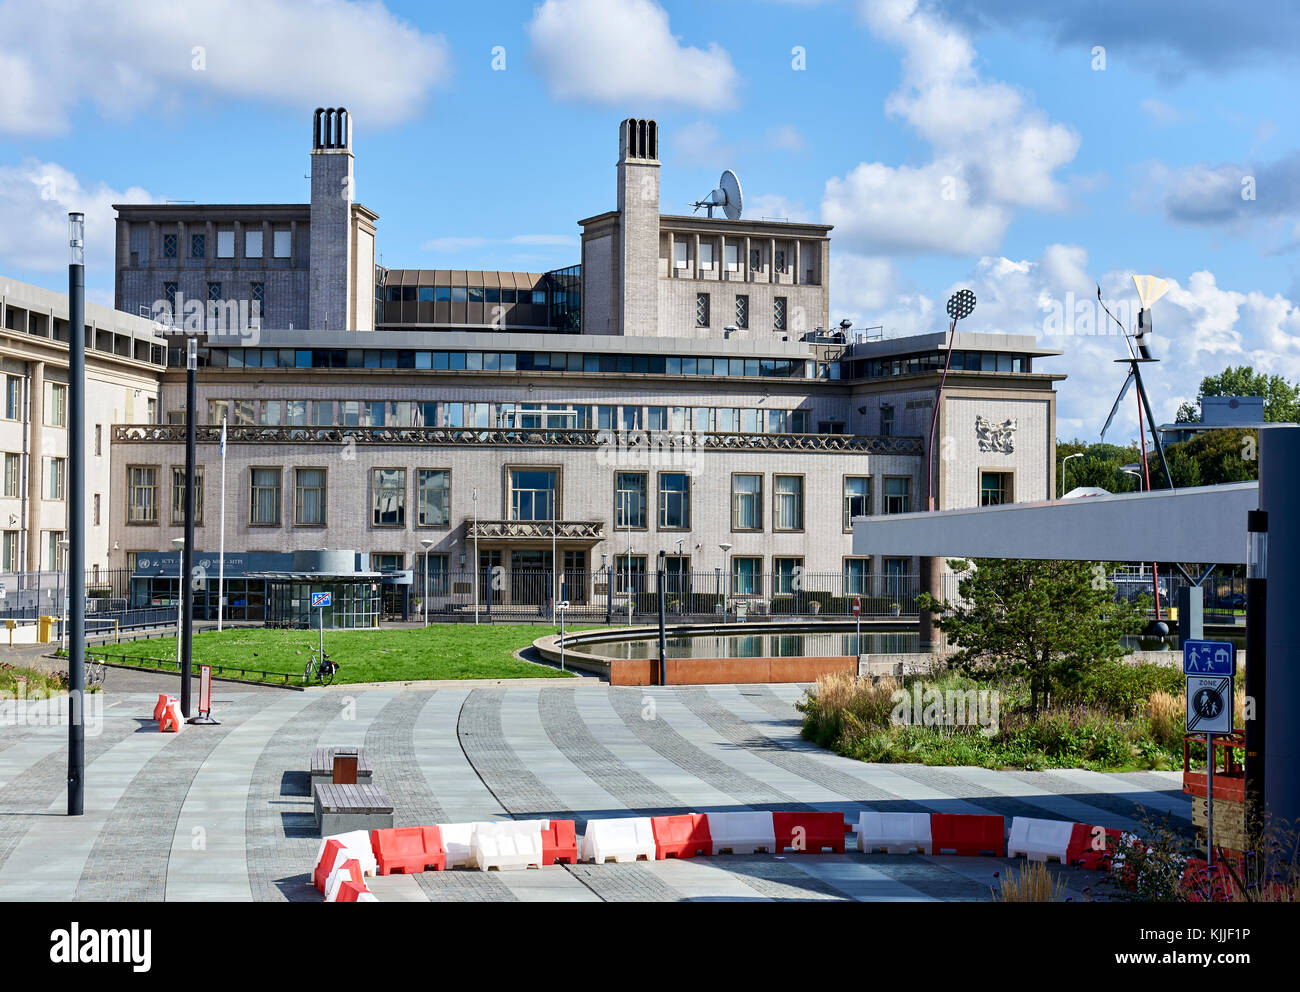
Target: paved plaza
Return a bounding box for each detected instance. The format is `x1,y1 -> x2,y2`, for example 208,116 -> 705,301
0,673 -> 1193,902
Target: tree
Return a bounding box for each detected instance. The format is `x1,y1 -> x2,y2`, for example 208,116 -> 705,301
918,559 -> 1147,716
1175,365 -> 1300,424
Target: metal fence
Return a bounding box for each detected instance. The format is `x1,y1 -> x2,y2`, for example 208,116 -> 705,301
0,569 -> 134,620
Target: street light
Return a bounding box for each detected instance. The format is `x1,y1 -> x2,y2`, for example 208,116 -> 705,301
420,538 -> 435,627
718,542 -> 732,622
1061,452 -> 1083,497
1121,466 -> 1143,492
602,552 -> 611,625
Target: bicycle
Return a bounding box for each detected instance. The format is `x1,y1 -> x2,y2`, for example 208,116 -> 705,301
303,646 -> 339,686
87,658 -> 107,690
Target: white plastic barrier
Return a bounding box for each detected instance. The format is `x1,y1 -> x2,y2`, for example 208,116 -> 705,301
439,822 -> 493,869
325,860 -> 366,902
356,891 -> 379,902
580,817 -> 656,864
857,812 -> 933,854
314,831 -> 378,878
1007,817 -> 1075,863
472,821 -> 544,871
706,811 -> 776,855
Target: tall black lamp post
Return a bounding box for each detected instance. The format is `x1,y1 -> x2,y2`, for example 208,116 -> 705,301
656,550 -> 668,686
180,337 -> 197,716
67,213 -> 86,816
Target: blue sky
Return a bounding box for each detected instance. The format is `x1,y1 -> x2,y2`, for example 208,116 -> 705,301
2,0 -> 1298,438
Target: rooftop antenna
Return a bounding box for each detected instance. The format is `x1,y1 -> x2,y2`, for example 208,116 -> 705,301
690,169 -> 743,219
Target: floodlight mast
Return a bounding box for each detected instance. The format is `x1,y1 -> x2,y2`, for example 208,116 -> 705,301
925,290 -> 976,511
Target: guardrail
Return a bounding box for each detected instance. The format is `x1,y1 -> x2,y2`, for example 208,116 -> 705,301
85,649 -> 301,686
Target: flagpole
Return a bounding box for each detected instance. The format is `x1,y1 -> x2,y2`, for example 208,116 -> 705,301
218,416 -> 226,633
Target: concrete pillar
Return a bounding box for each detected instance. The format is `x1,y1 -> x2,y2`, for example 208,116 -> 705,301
918,554 -> 945,653
793,240 -> 801,286
1261,427 -> 1300,826
769,238 -> 776,283
743,236 -> 751,283
692,232 -> 700,281
26,361 -> 43,572
1177,585 -> 1203,642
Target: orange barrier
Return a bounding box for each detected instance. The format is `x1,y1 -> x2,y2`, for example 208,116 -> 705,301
541,820 -> 579,865
158,701 -> 184,733
1067,823 -> 1122,870
153,694 -> 177,721
772,811 -> 848,854
315,839 -> 348,893
652,814 -> 712,859
930,814 -> 1006,857
336,879 -> 368,902
370,826 -> 445,875
325,858 -> 367,902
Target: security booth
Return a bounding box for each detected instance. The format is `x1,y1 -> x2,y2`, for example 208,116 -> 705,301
246,550 -> 383,629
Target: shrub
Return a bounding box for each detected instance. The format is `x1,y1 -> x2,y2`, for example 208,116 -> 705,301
1060,660 -> 1184,717
992,861 -> 1069,902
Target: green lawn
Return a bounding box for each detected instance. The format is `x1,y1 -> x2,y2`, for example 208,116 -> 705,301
88,624 -> 589,685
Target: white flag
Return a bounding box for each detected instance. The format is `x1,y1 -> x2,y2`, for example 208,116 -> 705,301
219,417 -> 227,456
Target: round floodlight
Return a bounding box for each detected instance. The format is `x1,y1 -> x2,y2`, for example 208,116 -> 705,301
946,289 -> 976,321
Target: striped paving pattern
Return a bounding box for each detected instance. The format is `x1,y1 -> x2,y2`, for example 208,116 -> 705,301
0,683 -> 1192,902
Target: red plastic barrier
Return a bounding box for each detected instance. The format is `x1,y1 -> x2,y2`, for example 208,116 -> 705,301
931,814 -> 1006,857
336,879 -> 368,903
153,694 -> 177,721
652,814 -> 713,859
1066,823 -> 1122,870
772,811 -> 848,854
542,820 -> 578,865
314,838 -> 347,893
370,826 -> 446,875
158,701 -> 183,733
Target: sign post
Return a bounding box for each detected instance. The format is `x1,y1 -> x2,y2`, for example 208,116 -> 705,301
188,664 -> 219,725
558,601 -> 568,673
853,597 -> 861,657
312,591 -> 332,660
1184,639 -> 1235,865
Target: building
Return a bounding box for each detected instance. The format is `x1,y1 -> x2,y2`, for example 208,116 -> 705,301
1157,395 -> 1270,445
97,112 -> 1064,624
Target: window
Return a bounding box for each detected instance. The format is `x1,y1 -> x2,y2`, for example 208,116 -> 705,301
94,424 -> 102,456
773,557 -> 802,595
216,230 -> 234,258
171,466 -> 204,525
273,230 -> 291,258
93,493 -> 100,527
45,457 -> 65,500
731,474 -> 762,530
3,453 -> 18,498
658,473 -> 690,529
749,248 -> 762,271
162,233 -> 177,259
4,376 -> 21,420
614,554 -> 647,595
295,468 -> 326,525
164,282 -> 178,311
372,469 -> 406,527
127,466 -> 158,523
207,281 -> 222,303
45,382 -> 67,427
735,294 -> 748,329
844,476 -> 871,530
251,282 -> 265,314
1,531 -> 17,572
980,471 -> 1013,506
46,531 -> 64,571
191,233 -> 206,259
844,558 -> 870,596
699,241 -> 714,270
257,400 -> 282,426
775,248 -> 787,273
419,553 -> 450,596
695,292 -> 710,327
773,296 -> 787,331
725,243 -> 740,271
774,475 -> 803,531
250,468 -> 282,525
417,469 -> 451,527
510,470 -> 556,521
881,404 -> 895,437
615,472 -> 647,529
673,239 -> 688,269
372,553 -> 404,573
245,230 -> 263,258
883,476 -> 911,514
732,557 -> 762,596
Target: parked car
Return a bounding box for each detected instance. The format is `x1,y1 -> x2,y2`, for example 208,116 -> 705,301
1214,592 -> 1246,610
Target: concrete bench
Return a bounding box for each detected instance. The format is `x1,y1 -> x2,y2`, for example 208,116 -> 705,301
314,784 -> 393,836
311,747 -> 374,791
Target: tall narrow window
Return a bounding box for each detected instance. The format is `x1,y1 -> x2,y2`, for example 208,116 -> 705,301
774,475 -> 803,531
773,296 -> 787,331
372,468 -> 406,527
191,233 -> 206,258
880,404 -> 895,437
4,377 -> 21,420
273,229 -> 292,258
883,476 -> 911,514
162,233 -> 178,259
417,469 -> 451,527
250,468 -> 282,525
45,457 -> 65,500
695,293 -> 710,327
735,294 -> 748,329
510,469 -> 556,521
731,474 -> 762,531
658,473 -> 690,529
171,466 -> 204,525
3,453 -> 19,498
45,382 -> 67,427
295,468 -> 326,525
127,466 -> 158,523
245,230 -> 263,258
843,476 -> 871,530
615,472 -> 647,529
216,230 -> 234,258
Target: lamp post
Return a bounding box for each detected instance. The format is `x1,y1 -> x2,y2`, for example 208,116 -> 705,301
1122,467 -> 1143,492
718,542 -> 732,622
420,538 -> 434,627
66,211 -> 86,816
171,537 -> 185,672
179,336 -> 197,717
58,539 -> 70,655
602,552 -> 611,625
657,549 -> 668,685
1060,452 -> 1083,498
471,488 -> 479,625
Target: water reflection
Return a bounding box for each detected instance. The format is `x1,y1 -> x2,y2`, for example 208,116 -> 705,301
576,631 -> 919,660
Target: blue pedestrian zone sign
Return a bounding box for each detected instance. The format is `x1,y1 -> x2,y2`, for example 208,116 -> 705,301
311,591 -> 332,609
1183,639 -> 1235,677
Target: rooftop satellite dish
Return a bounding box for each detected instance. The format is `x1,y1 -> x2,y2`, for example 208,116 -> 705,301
691,169 -> 743,219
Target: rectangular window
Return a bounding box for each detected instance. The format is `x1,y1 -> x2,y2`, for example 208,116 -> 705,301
774,475 -> 803,531
881,404 -> 895,437
164,282 -> 178,310
844,476 -> 871,530
673,239 -> 688,269
775,248 -> 787,273
286,400 -> 308,427
419,553 -> 450,596
93,493 -> 100,527
4,376 -> 21,420
510,469 -> 556,521
94,424 -> 102,456
658,473 -> 690,529
1,531 -> 17,572
699,241 -> 714,269
884,476 -> 911,514
46,531 -> 65,571
3,453 -> 18,497
273,230 -> 291,258
844,558 -> 870,597
171,466 -> 204,525
695,292 -> 710,327
731,474 -> 762,531
127,466 -> 158,523
615,472 -> 647,529
245,230 -> 263,258
749,248 -> 762,271
310,400 -> 333,426
732,557 -> 762,596
614,554 -> 647,595
773,296 -> 787,331
207,281 -> 222,303
216,230 -> 234,258
191,233 -> 206,258
773,557 -> 803,595
45,457 -> 65,500
980,471 -> 1013,506
162,233 -> 177,259
735,294 -> 748,329
417,469 -> 451,527
250,468 -> 282,525
251,281 -> 265,312
257,400 -> 282,426
725,243 -> 740,271
295,468 -> 326,525
372,468 -> 406,527
45,382 -> 67,427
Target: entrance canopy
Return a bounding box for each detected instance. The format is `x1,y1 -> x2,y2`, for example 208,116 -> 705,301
852,482 -> 1256,563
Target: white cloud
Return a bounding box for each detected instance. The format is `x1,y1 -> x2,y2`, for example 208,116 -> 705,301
1139,98 -> 1183,126
823,0 -> 1080,255
0,0 -> 451,134
0,159 -> 156,276
525,0 -> 738,110
765,125 -> 805,152
671,121 -> 732,168
744,193 -> 812,223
